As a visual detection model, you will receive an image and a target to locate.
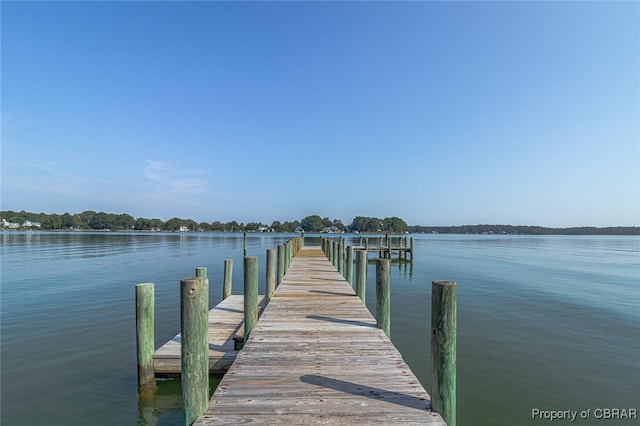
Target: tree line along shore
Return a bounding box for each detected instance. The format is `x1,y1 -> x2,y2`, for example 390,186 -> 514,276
1,210 -> 637,235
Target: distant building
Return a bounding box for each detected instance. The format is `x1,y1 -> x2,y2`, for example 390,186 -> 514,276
22,221 -> 41,228
2,219 -> 20,229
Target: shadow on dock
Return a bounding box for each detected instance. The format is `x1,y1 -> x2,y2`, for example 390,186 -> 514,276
299,374 -> 432,411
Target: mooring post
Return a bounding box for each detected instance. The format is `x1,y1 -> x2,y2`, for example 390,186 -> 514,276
346,245 -> 354,285
431,280 -> 457,426
327,240 -> 333,264
266,248 -> 276,303
223,259 -> 232,299
277,245 -> 285,285
375,258 -> 390,337
337,240 -> 344,276
355,250 -> 367,301
243,232 -> 247,257
136,283 -> 156,391
244,256 -> 258,341
180,276 -> 209,426
195,267 -> 207,278
333,241 -> 339,268
410,237 -> 414,261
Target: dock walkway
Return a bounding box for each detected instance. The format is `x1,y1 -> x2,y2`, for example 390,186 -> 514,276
194,246 -> 445,424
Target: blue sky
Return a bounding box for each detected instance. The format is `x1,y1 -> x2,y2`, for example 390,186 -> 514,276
2,1 -> 638,227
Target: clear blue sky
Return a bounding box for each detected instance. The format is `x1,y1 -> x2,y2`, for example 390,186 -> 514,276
2,1 -> 638,227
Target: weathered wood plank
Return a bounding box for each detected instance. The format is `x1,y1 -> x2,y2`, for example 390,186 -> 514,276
194,246 -> 446,425
153,295 -> 265,376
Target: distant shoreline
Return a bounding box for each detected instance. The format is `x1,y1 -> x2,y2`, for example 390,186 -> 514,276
1,227 -> 637,236
1,210 -> 637,235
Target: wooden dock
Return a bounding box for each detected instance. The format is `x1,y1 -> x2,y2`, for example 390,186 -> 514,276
153,295 -> 265,377
194,246 -> 446,424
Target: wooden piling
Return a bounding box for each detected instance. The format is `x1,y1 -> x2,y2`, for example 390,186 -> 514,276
329,240 -> 335,265
180,276 -> 209,426
243,256 -> 258,341
431,280 -> 457,426
243,232 -> 247,257
277,245 -> 285,285
223,260 -> 232,300
195,267 -> 207,278
135,283 -> 156,391
355,250 -> 367,302
346,245 -> 354,285
375,258 -> 390,338
266,249 -> 276,303
337,240 -> 344,276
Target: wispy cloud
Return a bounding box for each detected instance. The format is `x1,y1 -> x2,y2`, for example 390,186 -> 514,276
143,159 -> 212,195
24,161 -> 77,179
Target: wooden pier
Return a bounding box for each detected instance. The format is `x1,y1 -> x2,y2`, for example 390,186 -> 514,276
193,246 -> 446,425
153,295 -> 265,377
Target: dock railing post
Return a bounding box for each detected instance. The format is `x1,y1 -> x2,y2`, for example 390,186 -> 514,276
410,237 -> 414,261
266,249 -> 276,303
195,267 -> 207,278
223,259 -> 232,299
337,240 -> 344,276
355,250 -> 367,301
244,256 -> 258,341
329,240 -> 335,265
243,232 -> 247,257
180,276 -> 209,426
346,245 -> 354,285
136,283 -> 156,391
277,245 -> 285,285
431,280 -> 457,426
375,258 -> 391,337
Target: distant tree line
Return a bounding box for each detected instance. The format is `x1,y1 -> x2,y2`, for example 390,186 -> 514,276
408,224 -> 639,236
1,210 -> 635,235
0,211 -> 407,233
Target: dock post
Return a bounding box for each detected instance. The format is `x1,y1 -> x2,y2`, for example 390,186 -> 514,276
355,250 -> 367,301
346,245 -> 354,285
180,276 -> 209,426
195,267 -> 207,278
277,245 -> 285,285
243,232 -> 247,257
375,258 -> 390,337
135,283 -> 156,391
431,280 -> 457,426
244,256 -> 259,341
266,249 -> 276,303
410,237 -> 414,261
223,260 -> 233,299
329,240 -> 335,265
337,240 -> 344,276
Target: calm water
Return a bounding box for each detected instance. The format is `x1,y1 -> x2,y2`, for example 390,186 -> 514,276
1,232 -> 638,425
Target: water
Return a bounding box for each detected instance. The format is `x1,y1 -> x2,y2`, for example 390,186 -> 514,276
1,232 -> 638,425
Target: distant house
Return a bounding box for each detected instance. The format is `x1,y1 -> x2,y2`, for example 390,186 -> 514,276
179,226 -> 189,232
22,221 -> 41,228
2,219 -> 20,229
321,226 -> 342,234
295,226 -> 304,233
